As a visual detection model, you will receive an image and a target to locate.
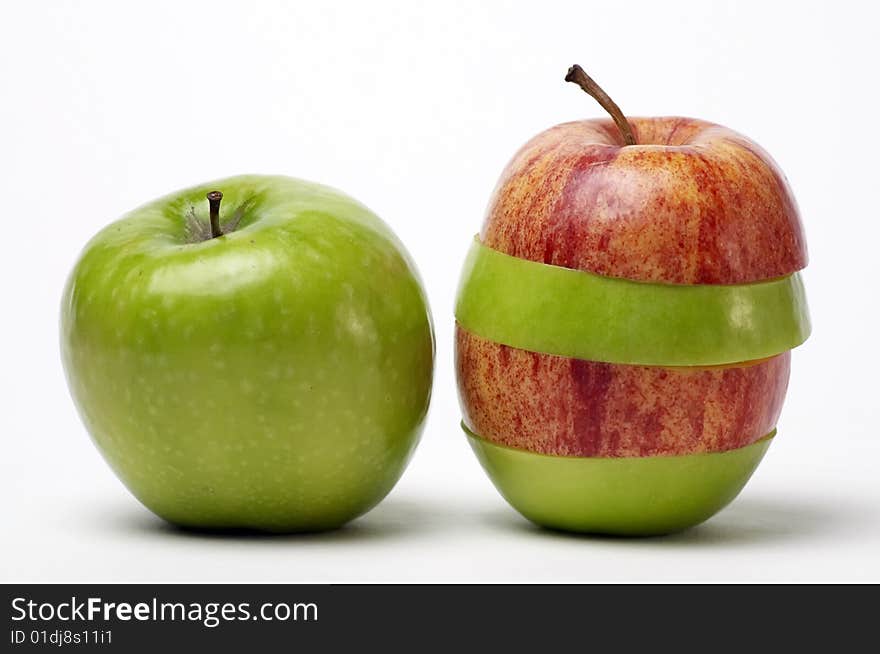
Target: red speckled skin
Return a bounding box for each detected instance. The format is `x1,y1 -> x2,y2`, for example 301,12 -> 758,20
482,117 -> 807,284
456,325 -> 790,457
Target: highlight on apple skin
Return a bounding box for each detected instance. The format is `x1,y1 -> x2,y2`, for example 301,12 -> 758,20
61,175 -> 435,532
455,65 -> 810,535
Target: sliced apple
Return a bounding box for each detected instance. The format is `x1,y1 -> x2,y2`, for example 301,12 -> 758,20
456,324 -> 788,457
465,423 -> 774,535
455,237 -> 810,366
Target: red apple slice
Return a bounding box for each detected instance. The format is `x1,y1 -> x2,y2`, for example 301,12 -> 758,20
456,324 -> 789,457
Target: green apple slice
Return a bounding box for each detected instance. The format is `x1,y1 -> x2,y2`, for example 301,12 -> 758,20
464,422 -> 774,535
455,237 -> 810,366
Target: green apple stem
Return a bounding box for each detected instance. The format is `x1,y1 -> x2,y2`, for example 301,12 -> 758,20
207,191 -> 223,238
564,65 -> 637,146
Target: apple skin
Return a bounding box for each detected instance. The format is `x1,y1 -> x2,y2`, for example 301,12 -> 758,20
482,117 -> 807,284
61,175 -> 434,531
456,325 -> 788,457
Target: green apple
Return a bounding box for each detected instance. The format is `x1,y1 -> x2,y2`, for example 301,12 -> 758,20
61,175 -> 434,531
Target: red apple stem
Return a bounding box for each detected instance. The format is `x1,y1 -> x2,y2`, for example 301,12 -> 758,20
564,65 -> 637,146
207,191 -> 223,238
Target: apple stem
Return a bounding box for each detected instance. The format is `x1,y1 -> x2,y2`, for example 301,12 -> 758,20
207,191 -> 223,238
564,65 -> 637,146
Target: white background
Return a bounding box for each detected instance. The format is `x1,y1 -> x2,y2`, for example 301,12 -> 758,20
2,0 -> 878,583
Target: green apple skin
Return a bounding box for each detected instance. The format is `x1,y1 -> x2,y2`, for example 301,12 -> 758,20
464,424 -> 773,536
61,175 -> 434,531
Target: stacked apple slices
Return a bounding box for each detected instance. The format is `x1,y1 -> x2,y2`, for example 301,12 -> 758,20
454,116 -> 810,535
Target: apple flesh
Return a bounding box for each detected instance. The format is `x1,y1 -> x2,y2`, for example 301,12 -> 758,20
456,325 -> 788,457
61,175 -> 434,531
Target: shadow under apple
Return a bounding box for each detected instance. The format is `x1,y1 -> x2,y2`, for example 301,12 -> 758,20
96,496 -> 451,545
481,495 -> 854,547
